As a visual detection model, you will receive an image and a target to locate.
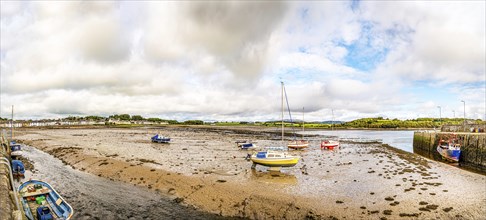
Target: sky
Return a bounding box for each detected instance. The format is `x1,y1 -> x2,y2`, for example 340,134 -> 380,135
0,1 -> 485,122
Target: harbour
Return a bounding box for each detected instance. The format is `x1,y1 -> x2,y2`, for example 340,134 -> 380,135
1,2 -> 485,219
2,126 -> 485,219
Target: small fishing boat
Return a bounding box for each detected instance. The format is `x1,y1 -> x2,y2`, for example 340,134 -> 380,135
151,134 -> 170,143
321,140 -> 340,149
11,141 -> 21,150
288,140 -> 309,149
288,107 -> 309,150
236,141 -> 256,149
18,179 -> 73,220
12,160 -> 25,177
251,150 -> 300,167
437,138 -> 461,162
10,141 -> 23,157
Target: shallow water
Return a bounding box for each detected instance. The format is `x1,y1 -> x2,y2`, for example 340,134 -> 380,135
15,145 -> 233,220
303,130 -> 415,152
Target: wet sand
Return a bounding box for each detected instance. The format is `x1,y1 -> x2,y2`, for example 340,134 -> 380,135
14,126 -> 486,219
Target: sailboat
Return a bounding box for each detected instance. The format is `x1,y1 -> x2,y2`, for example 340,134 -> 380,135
250,82 -> 300,168
321,109 -> 340,149
288,107 -> 309,149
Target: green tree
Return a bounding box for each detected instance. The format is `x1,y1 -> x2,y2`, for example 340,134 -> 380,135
131,115 -> 144,121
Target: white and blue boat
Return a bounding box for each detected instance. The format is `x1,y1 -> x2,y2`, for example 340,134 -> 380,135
236,141 -> 256,149
151,134 -> 171,143
437,137 -> 461,162
18,180 -> 73,220
10,141 -> 23,157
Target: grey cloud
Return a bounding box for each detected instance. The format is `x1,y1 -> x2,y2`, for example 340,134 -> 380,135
144,2 -> 288,80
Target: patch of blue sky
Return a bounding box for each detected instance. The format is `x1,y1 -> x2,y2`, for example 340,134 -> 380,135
339,21 -> 390,72
350,0 -> 360,12
401,81 -> 460,105
300,7 -> 309,20
461,81 -> 486,89
275,67 -> 324,85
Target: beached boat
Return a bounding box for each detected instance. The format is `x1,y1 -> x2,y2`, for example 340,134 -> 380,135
251,150 -> 300,167
437,138 -> 461,162
288,108 -> 309,149
10,141 -> 23,157
320,110 -> 340,150
12,160 -> 25,177
18,179 -> 73,220
151,134 -> 170,143
321,140 -> 340,149
288,140 -> 309,149
236,141 -> 256,149
251,82 -> 300,168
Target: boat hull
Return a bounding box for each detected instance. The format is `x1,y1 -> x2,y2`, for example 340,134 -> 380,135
151,135 -> 170,143
437,146 -> 460,162
18,180 -> 73,220
321,140 -> 340,149
152,139 -> 170,143
238,143 -> 256,149
288,140 -> 309,149
251,157 -> 300,167
11,150 -> 23,157
251,151 -> 300,167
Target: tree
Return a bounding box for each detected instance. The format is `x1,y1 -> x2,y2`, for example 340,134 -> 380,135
183,120 -> 204,125
131,115 -> 144,121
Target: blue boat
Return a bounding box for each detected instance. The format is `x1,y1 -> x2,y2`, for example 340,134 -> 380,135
10,141 -> 23,157
11,141 -> 22,151
18,180 -> 73,220
151,134 -> 170,143
437,138 -> 461,162
236,141 -> 256,149
12,160 -> 25,177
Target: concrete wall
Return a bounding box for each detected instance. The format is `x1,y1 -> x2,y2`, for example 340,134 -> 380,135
413,131 -> 486,173
1,134 -> 14,220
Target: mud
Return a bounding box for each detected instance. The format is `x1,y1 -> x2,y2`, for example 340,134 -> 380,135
14,126 -> 486,219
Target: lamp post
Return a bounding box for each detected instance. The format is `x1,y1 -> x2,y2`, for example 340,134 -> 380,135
461,100 -> 466,131
452,110 -> 455,118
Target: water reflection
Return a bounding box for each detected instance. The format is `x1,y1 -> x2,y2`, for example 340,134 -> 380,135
303,130 -> 415,152
248,169 -> 298,185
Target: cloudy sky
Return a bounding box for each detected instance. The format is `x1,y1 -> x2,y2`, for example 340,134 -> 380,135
1,1 -> 485,122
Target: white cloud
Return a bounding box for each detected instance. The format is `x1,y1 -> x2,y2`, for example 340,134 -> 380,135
0,1 -> 484,121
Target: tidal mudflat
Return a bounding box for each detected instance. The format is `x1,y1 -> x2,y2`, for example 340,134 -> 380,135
15,126 -> 486,219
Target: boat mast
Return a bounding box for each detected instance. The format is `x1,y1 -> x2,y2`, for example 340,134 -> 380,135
281,82 -> 284,142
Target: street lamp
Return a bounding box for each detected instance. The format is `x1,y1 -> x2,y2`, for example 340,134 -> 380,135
452,110 -> 455,118
461,100 -> 466,130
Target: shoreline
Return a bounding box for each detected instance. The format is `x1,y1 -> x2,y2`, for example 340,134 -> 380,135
14,126 -> 486,219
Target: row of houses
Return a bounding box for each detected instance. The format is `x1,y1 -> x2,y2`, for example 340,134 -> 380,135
0,119 -> 168,128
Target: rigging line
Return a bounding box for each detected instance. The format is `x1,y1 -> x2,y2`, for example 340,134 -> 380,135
282,84 -> 296,139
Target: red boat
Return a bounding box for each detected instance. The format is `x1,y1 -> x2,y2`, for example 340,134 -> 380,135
321,140 -> 340,149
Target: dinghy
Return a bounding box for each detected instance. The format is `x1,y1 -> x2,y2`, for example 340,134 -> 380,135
151,134 -> 171,143
18,179 -> 73,220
